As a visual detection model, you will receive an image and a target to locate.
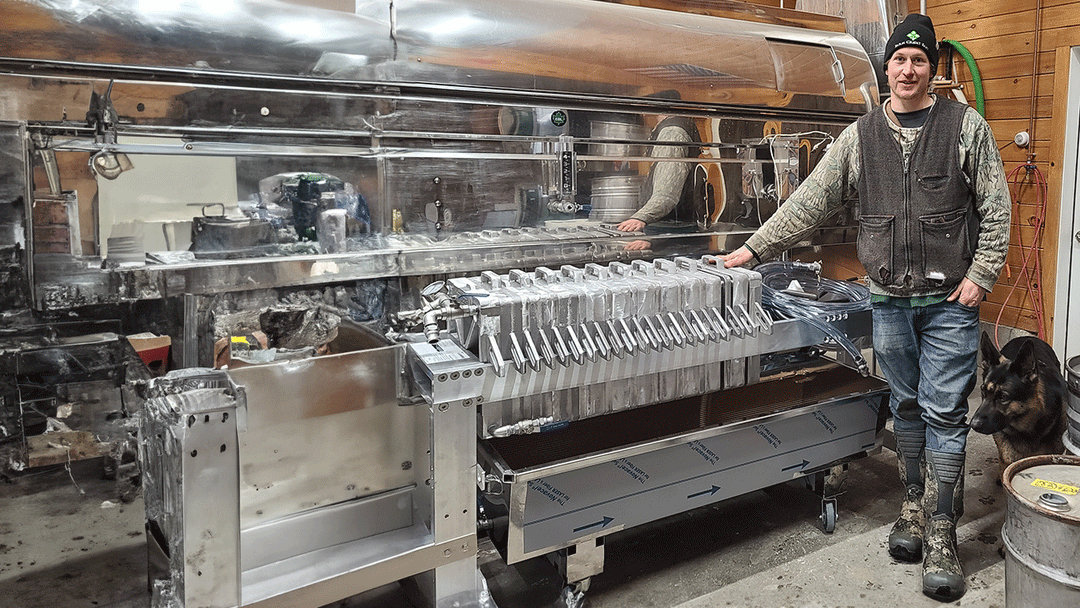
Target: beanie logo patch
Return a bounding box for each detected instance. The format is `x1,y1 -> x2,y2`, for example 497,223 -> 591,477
906,30 -> 920,41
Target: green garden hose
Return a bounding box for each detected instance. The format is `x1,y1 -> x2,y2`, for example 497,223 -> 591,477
943,39 -> 985,117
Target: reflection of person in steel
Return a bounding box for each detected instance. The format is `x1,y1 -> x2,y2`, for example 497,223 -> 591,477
616,115 -> 702,251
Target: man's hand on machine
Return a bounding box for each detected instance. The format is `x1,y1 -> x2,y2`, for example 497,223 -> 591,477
616,218 -> 646,232
720,246 -> 754,268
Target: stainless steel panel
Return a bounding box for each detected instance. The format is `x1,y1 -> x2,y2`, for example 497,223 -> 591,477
140,359 -> 482,608
483,366 -> 885,477
227,345 -> 415,527
425,397 -> 485,606
228,344 -> 403,426
240,526 -> 474,608
141,372 -> 243,608
408,558 -> 489,608
240,486 -> 415,571
181,396 -> 243,606
0,121 -> 28,240
431,398 -> 480,542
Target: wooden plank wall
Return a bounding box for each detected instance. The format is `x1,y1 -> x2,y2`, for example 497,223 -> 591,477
913,0 -> 1080,340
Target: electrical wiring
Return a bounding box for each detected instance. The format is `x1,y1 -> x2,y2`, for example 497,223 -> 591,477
939,27 -> 1046,346
992,162 -> 1048,346
756,261 -> 870,376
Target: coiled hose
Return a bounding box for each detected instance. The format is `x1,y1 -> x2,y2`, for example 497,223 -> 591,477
942,39 -> 985,117
756,261 -> 871,376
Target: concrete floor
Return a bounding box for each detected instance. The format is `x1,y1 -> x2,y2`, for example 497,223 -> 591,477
0,410 -> 1008,608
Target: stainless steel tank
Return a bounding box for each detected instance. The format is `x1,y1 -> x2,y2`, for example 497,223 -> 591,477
1002,454 -> 1080,607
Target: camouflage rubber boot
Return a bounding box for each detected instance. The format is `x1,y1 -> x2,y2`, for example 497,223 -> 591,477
922,450 -> 966,602
889,482 -> 924,562
887,411 -> 925,562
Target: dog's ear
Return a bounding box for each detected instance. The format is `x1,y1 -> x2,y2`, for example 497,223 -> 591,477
1009,339 -> 1039,383
980,331 -> 1001,373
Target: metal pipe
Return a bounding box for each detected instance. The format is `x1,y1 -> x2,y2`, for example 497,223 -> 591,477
1028,0 -> 1044,163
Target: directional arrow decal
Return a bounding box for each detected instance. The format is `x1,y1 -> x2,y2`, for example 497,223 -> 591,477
687,486 -> 721,500
782,459 -> 810,472
573,516 -> 614,533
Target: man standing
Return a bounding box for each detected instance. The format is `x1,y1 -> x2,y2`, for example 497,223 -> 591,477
721,13 -> 1010,602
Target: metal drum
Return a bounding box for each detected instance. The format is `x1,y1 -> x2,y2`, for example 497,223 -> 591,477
1064,356 -> 1080,454
1002,454 -> 1080,607
588,174 -> 644,223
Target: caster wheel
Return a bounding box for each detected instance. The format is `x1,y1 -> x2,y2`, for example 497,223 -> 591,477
820,498 -> 837,533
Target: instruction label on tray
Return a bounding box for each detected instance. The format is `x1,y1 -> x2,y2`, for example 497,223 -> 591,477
529,479 -> 571,505
813,411 -> 837,434
754,424 -> 782,448
1032,478 -> 1080,495
613,458 -> 651,484
688,440 -> 719,466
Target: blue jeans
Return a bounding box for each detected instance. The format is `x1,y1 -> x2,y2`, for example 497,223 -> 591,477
872,299 -> 980,455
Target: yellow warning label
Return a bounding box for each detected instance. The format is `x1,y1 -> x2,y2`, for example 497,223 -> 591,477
1032,478 -> 1080,495
231,336 -> 249,344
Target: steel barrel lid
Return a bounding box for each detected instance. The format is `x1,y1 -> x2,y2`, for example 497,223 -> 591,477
1004,455 -> 1080,523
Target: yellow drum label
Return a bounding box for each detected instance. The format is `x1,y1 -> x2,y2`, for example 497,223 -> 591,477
1032,478 -> 1080,495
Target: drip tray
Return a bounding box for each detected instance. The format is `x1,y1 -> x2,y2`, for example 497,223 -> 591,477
479,365 -> 889,564
486,365 -> 886,471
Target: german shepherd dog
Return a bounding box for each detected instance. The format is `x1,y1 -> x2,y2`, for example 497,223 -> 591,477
971,332 -> 1067,467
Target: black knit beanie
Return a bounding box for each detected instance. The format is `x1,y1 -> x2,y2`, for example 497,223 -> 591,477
884,14 -> 938,73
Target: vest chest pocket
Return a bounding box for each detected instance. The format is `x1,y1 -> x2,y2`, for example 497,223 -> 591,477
857,214 -> 894,284
920,208 -> 971,287
917,173 -> 952,191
